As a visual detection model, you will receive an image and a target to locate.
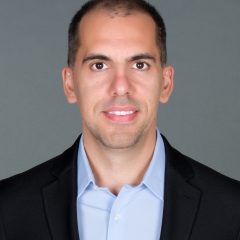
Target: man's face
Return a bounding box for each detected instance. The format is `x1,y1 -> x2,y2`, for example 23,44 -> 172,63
63,9 -> 174,149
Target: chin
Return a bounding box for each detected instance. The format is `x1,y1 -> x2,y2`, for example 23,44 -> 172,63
97,130 -> 144,150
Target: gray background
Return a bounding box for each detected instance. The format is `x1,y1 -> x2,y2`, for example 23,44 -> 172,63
0,0 -> 239,180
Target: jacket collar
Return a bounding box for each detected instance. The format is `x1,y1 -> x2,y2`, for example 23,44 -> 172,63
160,135 -> 202,240
42,137 -> 80,240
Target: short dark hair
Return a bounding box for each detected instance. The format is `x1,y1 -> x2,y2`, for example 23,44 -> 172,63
67,0 -> 167,67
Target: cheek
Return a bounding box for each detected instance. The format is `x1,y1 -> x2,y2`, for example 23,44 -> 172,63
135,74 -> 161,100
77,80 -> 108,115
141,78 -> 161,114
78,70 -> 111,92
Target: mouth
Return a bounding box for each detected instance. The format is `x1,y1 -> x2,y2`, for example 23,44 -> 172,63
103,107 -> 138,123
108,110 -> 135,116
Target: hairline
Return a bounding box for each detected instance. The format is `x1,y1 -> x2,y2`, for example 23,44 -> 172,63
68,4 -> 166,67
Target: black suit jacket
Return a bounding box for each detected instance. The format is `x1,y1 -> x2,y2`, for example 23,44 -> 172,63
0,136 -> 240,240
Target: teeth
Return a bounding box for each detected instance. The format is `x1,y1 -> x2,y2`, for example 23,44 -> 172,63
108,111 -> 134,116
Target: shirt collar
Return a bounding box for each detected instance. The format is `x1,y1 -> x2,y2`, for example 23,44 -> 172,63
77,129 -> 165,200
77,135 -> 95,197
141,129 -> 165,200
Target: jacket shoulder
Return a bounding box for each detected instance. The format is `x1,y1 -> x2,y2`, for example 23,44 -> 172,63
162,135 -> 240,197
0,137 -> 79,200
187,155 -> 240,197
172,143 -> 240,201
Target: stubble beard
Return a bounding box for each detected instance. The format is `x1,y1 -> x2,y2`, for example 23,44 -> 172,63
85,122 -> 149,150
83,96 -> 157,150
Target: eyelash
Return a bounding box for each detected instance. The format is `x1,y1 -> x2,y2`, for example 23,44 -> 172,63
132,62 -> 150,70
90,62 -> 108,71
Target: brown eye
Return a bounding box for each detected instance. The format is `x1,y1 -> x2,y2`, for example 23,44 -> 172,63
96,63 -> 104,69
137,62 -> 144,69
91,62 -> 108,71
133,62 -> 149,70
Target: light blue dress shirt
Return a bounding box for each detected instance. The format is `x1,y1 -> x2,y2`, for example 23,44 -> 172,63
77,129 -> 165,240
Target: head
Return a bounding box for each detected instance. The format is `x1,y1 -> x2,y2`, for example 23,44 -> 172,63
62,0 -> 174,150
67,0 -> 167,67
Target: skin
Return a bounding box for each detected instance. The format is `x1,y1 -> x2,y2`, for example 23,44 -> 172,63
62,9 -> 174,195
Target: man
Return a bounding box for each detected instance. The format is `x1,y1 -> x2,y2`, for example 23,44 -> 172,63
0,0 -> 240,239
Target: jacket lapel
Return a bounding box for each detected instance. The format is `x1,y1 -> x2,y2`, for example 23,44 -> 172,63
42,138 -> 80,240
160,136 -> 202,240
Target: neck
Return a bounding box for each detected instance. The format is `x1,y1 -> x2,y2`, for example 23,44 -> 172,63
83,128 -> 157,195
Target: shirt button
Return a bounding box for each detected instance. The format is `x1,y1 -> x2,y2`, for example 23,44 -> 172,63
114,213 -> 121,221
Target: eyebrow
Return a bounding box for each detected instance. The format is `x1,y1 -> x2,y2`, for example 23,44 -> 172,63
82,53 -> 157,64
129,53 -> 157,63
82,54 -> 110,64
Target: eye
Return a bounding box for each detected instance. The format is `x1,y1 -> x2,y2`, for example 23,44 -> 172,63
91,62 -> 108,71
132,62 -> 150,70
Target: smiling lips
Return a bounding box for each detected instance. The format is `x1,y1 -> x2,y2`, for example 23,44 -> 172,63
103,107 -> 138,123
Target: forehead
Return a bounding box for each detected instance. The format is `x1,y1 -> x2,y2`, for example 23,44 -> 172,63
78,9 -> 158,54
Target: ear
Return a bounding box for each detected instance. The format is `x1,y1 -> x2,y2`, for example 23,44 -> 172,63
62,67 -> 77,104
159,65 -> 174,103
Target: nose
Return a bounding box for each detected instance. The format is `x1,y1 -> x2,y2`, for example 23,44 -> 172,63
110,68 -> 132,96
